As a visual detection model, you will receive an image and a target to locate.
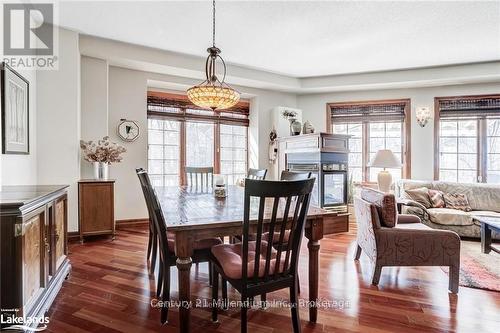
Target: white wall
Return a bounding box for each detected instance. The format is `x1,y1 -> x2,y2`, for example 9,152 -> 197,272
297,82 -> 500,180
80,56 -> 109,178
0,68 -> 37,185
37,28 -> 81,231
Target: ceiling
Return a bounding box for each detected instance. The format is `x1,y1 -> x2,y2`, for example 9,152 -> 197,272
59,1 -> 500,78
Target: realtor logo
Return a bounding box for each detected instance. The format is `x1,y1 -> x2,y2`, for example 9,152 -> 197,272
3,3 -> 54,55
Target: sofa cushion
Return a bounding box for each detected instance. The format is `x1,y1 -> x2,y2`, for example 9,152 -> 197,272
361,187 -> 397,228
427,208 -> 474,226
403,187 -> 432,208
431,181 -> 500,212
443,193 -> 472,212
428,189 -> 445,208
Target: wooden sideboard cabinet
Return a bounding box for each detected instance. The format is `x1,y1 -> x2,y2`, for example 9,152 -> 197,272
0,185 -> 70,330
78,180 -> 115,242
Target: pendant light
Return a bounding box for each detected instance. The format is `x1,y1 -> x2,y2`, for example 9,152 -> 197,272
187,0 -> 240,110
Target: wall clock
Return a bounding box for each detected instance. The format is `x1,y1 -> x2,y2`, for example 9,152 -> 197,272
117,119 -> 140,142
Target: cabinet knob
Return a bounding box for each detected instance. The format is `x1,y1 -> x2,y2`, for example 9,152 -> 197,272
44,238 -> 50,253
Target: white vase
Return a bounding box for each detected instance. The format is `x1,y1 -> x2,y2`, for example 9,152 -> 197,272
93,162 -> 109,180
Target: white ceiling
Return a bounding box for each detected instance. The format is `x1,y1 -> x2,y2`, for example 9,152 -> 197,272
59,0 -> 500,78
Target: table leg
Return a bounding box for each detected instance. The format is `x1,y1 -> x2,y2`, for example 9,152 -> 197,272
305,217 -> 323,323
481,222 -> 492,254
175,232 -> 194,333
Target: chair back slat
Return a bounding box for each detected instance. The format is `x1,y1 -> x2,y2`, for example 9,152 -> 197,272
186,166 -> 213,189
251,197 -> 266,282
273,196 -> 292,280
242,178 -> 314,287
247,168 -> 268,180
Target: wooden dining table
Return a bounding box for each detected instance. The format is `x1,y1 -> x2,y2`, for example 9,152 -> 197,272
156,185 -> 335,333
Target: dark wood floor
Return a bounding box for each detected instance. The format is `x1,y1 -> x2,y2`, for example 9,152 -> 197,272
47,223 -> 500,333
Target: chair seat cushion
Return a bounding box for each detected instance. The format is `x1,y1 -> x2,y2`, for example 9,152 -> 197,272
211,241 -> 286,279
263,230 -> 291,244
167,232 -> 222,252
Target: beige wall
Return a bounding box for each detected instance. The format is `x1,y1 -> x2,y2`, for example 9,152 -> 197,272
37,28 -> 81,231
0,68 -> 37,185
297,82 -> 500,180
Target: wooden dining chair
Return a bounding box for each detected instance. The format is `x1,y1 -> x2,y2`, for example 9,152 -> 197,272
185,166 -> 213,189
280,170 -> 312,181
136,168 -> 158,273
247,168 -> 267,180
210,178 -> 315,333
136,169 -> 223,324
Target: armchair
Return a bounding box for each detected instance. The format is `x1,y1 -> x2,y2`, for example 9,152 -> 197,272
354,188 -> 460,293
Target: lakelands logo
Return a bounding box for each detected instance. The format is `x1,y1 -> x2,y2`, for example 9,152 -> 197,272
0,313 -> 49,331
2,2 -> 58,69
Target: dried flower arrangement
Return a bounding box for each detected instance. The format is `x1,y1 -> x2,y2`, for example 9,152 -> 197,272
281,109 -> 298,120
80,136 -> 126,164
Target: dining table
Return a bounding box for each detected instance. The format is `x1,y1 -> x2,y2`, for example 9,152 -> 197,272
156,184 -> 336,333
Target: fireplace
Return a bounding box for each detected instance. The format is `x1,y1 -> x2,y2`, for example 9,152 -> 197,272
287,152 -> 348,212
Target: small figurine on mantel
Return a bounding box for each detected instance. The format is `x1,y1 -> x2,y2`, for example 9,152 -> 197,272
268,128 -> 277,164
303,120 -> 315,134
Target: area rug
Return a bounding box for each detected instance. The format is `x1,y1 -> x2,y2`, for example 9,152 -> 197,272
442,240 -> 500,292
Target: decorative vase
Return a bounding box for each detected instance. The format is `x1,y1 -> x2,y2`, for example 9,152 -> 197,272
303,120 -> 315,134
290,119 -> 302,136
93,162 -> 109,180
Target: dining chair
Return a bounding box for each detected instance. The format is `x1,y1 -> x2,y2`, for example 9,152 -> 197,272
136,169 -> 223,324
280,170 -> 312,181
136,168 -> 158,273
185,166 -> 213,189
247,168 -> 267,180
210,178 -> 315,333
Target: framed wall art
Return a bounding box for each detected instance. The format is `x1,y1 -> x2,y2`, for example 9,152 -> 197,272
1,62 -> 30,154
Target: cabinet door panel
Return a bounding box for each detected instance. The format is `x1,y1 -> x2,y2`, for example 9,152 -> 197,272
54,199 -> 66,270
22,214 -> 44,312
80,183 -> 114,233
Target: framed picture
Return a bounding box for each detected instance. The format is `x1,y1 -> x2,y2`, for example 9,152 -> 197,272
1,62 -> 29,154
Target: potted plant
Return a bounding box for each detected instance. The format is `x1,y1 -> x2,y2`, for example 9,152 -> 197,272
80,136 -> 126,180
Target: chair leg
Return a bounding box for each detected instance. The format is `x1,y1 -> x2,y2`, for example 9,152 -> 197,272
241,295 -> 248,333
290,280 -> 301,333
147,226 -> 153,260
208,262 -> 213,287
160,265 -> 170,325
150,235 -> 158,273
260,293 -> 267,309
222,279 -> 228,310
449,264 -> 459,294
354,244 -> 362,260
211,266 -> 219,323
372,264 -> 382,285
156,263 -> 163,298
297,274 -> 301,294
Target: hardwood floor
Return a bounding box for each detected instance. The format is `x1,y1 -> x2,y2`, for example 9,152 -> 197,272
47,223 -> 500,333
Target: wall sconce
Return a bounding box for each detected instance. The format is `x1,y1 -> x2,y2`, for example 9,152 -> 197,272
416,107 -> 431,127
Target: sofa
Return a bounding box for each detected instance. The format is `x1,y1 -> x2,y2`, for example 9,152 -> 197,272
396,179 -> 500,239
354,188 -> 460,293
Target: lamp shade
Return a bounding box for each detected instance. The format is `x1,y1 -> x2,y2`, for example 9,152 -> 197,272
369,149 -> 402,168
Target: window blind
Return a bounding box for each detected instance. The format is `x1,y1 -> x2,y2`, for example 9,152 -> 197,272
438,96 -> 500,119
330,101 -> 407,123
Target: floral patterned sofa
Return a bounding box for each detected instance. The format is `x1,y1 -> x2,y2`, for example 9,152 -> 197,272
396,179 -> 500,239
353,187 -> 460,293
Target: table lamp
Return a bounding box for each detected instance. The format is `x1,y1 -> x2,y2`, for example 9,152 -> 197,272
369,149 -> 401,192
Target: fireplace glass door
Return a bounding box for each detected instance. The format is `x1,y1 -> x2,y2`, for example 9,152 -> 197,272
322,172 -> 347,206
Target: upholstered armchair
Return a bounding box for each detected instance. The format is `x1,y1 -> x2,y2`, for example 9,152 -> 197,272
354,188 -> 461,293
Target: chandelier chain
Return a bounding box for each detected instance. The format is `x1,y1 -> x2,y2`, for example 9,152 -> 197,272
212,0 -> 216,47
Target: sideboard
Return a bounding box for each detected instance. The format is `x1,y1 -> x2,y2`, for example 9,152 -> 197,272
0,185 -> 71,330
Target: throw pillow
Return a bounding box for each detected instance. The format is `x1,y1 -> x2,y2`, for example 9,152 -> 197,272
404,187 -> 432,209
443,193 -> 472,212
428,189 -> 445,208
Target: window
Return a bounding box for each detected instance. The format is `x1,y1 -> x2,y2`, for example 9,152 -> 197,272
147,92 -> 249,186
328,99 -> 410,183
435,95 -> 500,184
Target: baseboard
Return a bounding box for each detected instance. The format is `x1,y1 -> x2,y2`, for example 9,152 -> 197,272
67,231 -> 80,243
116,218 -> 149,229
